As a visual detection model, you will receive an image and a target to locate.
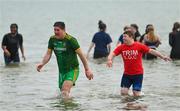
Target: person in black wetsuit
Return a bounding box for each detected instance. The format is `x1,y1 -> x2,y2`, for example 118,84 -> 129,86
169,22 -> 180,59
1,23 -> 26,65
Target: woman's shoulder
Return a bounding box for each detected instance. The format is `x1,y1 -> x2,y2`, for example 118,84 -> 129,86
4,33 -> 11,37
143,34 -> 148,41
17,33 -> 23,38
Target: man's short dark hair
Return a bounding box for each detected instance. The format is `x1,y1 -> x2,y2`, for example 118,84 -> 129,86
53,21 -> 65,30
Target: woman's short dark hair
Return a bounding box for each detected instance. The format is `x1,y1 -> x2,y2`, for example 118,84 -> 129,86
54,21 -> 65,30
10,23 -> 18,29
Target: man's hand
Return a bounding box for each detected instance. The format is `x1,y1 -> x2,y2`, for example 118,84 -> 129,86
85,69 -> 93,80
36,63 -> 44,72
107,59 -> 113,67
36,49 -> 52,72
162,55 -> 172,61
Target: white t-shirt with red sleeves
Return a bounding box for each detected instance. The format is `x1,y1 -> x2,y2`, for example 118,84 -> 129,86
113,42 -> 150,75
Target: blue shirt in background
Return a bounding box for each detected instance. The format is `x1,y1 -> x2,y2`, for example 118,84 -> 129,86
118,34 -> 124,44
92,31 -> 112,57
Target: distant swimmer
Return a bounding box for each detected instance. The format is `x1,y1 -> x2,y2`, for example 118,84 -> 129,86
117,24 -> 140,46
142,25 -> 161,60
36,21 -> 93,99
87,20 -> 112,59
130,24 -> 141,41
169,22 -> 180,59
107,30 -> 171,97
117,25 -> 131,46
1,23 -> 26,65
139,24 -> 153,43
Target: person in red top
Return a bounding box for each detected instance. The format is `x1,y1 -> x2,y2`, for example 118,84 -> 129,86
107,30 -> 171,96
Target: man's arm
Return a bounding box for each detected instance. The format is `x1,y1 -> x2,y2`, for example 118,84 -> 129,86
148,49 -> 171,61
107,52 -> 116,67
37,49 -> 52,72
76,48 -> 93,80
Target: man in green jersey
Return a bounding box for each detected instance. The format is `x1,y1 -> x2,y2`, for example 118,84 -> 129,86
37,21 -> 93,99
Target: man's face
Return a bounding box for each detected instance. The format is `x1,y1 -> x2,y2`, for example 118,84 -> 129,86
54,26 -> 64,37
123,34 -> 132,44
10,27 -> 17,34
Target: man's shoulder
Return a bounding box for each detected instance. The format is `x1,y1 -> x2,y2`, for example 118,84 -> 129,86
134,42 -> 143,46
133,42 -> 146,49
134,42 -> 149,51
50,35 -> 56,38
65,34 -> 77,41
48,36 -> 57,44
116,44 -> 125,50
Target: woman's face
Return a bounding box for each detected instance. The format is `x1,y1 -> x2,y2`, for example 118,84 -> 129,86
10,27 -> 17,34
147,26 -> 154,33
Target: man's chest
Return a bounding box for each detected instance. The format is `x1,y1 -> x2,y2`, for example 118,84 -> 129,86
121,47 -> 141,60
53,41 -> 68,53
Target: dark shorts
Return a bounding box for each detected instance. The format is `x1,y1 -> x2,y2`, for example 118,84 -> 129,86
121,74 -> 143,91
4,53 -> 20,65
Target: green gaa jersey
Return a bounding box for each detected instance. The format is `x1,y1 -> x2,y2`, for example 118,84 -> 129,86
48,33 -> 80,73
